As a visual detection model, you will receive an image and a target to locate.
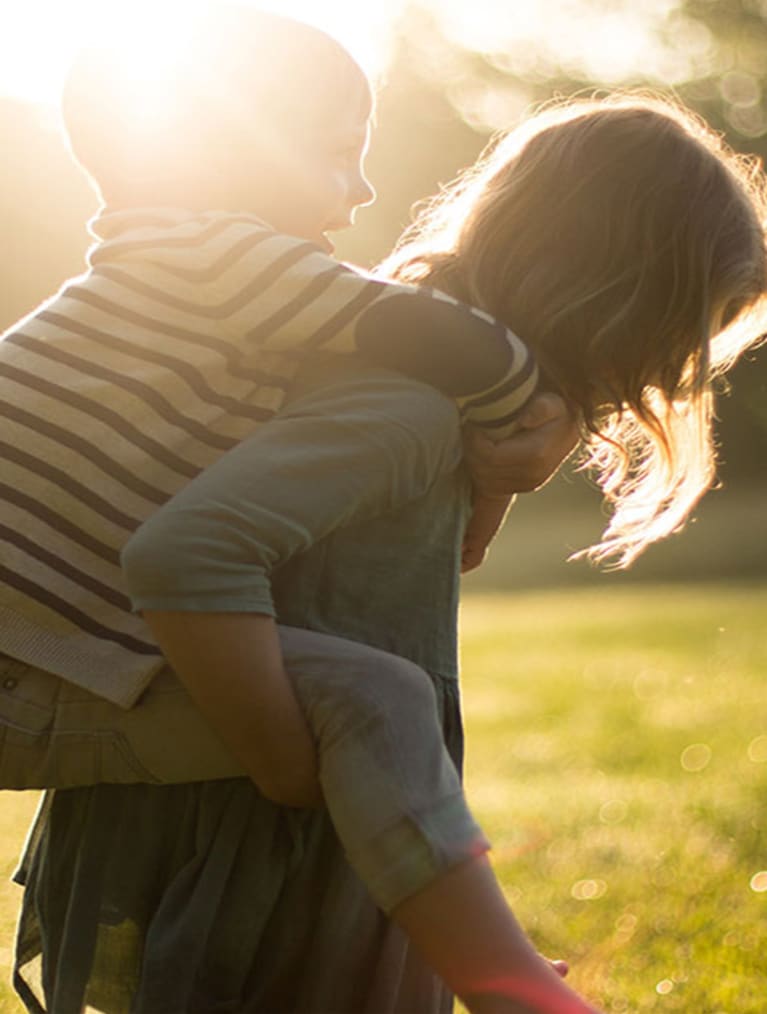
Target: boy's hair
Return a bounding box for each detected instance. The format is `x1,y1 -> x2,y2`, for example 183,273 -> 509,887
383,94 -> 767,567
61,3 -> 368,203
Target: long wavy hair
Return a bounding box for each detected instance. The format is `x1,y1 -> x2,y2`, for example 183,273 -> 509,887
381,94 -> 767,567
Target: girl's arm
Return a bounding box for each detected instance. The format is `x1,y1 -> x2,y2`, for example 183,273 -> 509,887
122,364 -> 464,805
140,610 -> 321,807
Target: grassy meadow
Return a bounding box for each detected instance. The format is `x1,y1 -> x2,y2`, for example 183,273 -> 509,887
0,581 -> 764,1012
459,583 -> 767,1013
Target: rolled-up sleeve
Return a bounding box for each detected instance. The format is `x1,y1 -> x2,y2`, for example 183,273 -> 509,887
121,366 -> 463,615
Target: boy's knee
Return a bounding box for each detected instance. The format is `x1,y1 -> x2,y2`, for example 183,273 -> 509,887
289,638 -> 436,743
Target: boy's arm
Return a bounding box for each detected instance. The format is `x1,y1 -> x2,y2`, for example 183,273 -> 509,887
106,218 -> 538,435
465,394 -> 579,497
353,288 -> 537,438
461,393 -> 580,573
225,232 -> 538,437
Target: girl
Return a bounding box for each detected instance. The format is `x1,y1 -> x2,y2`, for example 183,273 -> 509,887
114,96 -> 767,1014
18,94 -> 765,1014
384,94 -> 767,572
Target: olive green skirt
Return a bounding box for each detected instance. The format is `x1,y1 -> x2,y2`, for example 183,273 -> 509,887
13,675 -> 464,1014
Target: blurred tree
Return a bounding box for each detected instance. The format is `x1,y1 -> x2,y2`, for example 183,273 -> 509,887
365,0 -> 767,482
677,0 -> 767,148
2,0 -> 765,483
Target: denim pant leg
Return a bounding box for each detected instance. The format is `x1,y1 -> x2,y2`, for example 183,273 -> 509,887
281,627 -> 490,913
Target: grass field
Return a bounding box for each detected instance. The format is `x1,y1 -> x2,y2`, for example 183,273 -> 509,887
0,581 -> 765,1012
459,582 -> 767,1013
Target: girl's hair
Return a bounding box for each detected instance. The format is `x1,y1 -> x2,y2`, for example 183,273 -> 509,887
381,94 -> 767,567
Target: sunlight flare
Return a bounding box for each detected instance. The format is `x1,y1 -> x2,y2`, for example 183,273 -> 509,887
0,0 -> 402,106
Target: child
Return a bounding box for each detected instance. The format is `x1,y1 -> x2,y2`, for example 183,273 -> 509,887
119,94 -> 767,1014
3,6 -> 587,1014
0,4 -> 551,755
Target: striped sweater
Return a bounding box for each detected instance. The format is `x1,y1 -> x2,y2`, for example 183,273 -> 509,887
0,207 -> 537,707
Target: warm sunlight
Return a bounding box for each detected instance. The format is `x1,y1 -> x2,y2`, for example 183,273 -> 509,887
419,0 -> 706,83
1,0 -> 707,121
399,0 -> 713,130
0,0 -> 403,107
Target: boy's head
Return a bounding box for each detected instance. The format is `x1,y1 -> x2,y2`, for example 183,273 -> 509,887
62,3 -> 375,247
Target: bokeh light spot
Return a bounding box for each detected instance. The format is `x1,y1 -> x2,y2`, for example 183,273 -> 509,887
750,871 -> 767,892
615,912 -> 638,934
599,799 -> 628,824
680,742 -> 712,772
656,979 -> 674,995
571,878 -> 607,901
720,71 -> 761,108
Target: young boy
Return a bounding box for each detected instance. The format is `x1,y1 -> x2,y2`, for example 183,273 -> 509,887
2,6 -> 592,1014
0,3 -> 571,782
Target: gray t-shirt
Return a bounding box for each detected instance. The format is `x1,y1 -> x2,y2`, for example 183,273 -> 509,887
123,357 -> 471,680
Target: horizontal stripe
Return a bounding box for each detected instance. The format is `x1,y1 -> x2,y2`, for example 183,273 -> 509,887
245,264 -> 346,344
0,358 -> 204,481
0,523 -> 131,611
37,309 -> 282,420
459,352 -> 537,411
307,278 -> 385,350
7,331 -> 239,454
0,481 -> 121,565
0,440 -> 141,532
147,229 -> 275,283
94,238 -> 318,320
0,562 -> 156,656
0,402 -> 169,507
468,407 -> 526,430
58,290 -> 294,391
90,214 -> 270,263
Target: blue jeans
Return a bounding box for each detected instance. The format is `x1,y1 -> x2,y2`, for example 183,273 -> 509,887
0,627 -> 487,911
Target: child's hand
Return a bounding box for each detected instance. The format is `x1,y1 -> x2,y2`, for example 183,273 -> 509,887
464,392 -> 579,497
461,393 -> 579,572
461,493 -> 514,573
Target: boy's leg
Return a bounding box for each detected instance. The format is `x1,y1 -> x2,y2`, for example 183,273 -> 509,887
281,626 -> 489,913
0,631 -> 488,912
0,652 -> 243,788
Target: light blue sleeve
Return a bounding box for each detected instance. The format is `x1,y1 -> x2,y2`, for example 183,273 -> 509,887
121,365 -> 463,615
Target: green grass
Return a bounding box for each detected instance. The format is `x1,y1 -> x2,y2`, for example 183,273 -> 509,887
0,582 -> 764,1012
459,582 -> 767,1013
0,793 -> 39,1013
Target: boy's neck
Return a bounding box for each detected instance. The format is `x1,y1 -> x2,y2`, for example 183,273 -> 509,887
104,176 -> 286,225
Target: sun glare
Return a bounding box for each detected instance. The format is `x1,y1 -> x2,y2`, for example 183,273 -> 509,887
0,0 -> 401,108
420,0 -> 704,88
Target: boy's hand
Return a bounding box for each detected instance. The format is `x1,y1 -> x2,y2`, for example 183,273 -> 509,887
464,392 -> 579,498
461,494 -> 514,573
461,393 -> 579,573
